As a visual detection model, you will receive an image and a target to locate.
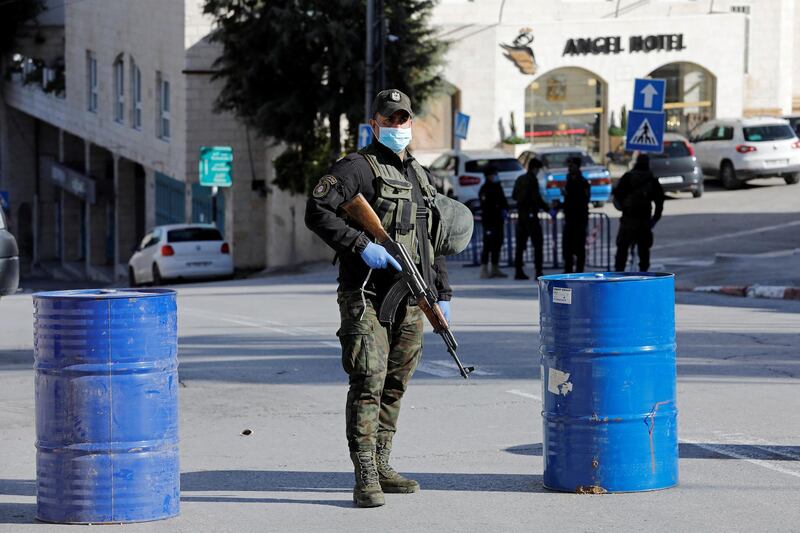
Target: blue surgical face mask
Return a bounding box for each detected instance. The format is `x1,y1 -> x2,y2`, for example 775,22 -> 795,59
377,126 -> 412,153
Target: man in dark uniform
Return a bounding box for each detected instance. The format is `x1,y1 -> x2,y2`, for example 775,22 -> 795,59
305,89 -> 452,508
559,156 -> 591,273
478,166 -> 509,278
512,158 -> 550,280
613,153 -> 665,271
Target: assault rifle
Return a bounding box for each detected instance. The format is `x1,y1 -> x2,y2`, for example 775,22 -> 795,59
342,193 -> 475,379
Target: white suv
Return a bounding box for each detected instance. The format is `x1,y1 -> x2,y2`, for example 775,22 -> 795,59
690,118 -> 800,189
428,150 -> 524,211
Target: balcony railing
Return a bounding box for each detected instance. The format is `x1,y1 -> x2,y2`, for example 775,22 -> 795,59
6,54 -> 65,99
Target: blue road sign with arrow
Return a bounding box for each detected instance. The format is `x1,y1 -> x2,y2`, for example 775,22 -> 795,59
633,78 -> 666,112
626,110 -> 665,153
358,124 -> 372,149
454,112 -> 470,140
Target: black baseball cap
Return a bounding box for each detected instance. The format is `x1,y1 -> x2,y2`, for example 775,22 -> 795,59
371,89 -> 413,118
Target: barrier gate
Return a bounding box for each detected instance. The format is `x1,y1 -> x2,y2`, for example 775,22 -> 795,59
449,211 -> 612,271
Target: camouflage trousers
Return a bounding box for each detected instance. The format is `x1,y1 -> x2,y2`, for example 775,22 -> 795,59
336,290 -> 424,453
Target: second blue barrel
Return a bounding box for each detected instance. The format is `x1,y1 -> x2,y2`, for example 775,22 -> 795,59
34,289 -> 179,523
538,273 -> 677,493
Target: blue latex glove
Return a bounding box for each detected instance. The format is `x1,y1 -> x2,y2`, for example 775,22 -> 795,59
437,300 -> 451,324
360,242 -> 402,271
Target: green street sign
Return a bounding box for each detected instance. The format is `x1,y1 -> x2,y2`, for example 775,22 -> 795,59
199,146 -> 233,187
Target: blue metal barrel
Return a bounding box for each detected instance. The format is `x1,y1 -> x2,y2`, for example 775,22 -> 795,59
33,289 -> 179,523
538,273 -> 677,493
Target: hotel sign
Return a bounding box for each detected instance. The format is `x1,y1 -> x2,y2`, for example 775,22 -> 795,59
563,34 -> 686,56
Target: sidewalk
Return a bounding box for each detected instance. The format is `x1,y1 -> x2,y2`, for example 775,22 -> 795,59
664,248 -> 800,300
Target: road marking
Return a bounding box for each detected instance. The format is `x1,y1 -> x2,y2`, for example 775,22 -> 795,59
183,309 -> 329,337
652,220 -> 800,251
506,389 -> 542,402
681,438 -> 800,480
416,361 -> 458,377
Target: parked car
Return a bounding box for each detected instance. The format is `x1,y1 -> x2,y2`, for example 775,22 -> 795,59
429,150 -> 525,211
632,133 -> 704,198
0,208 -> 19,298
783,114 -> 800,137
128,224 -> 233,286
518,146 -> 612,207
690,117 -> 800,189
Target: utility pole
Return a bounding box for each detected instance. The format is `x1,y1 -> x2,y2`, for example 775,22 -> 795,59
365,0 -> 373,121
364,0 -> 386,121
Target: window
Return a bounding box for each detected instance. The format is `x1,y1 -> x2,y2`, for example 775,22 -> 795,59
113,55 -> 124,123
86,51 -> 98,112
156,71 -> 170,140
139,231 -> 160,250
651,141 -> 691,159
167,227 -> 223,243
430,155 -> 457,172
742,125 -> 795,142
712,126 -> 734,141
464,158 -> 523,173
692,125 -> 715,142
539,152 -> 595,168
130,59 -> 142,129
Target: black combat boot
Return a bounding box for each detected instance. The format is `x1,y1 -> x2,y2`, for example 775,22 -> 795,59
350,450 -> 385,507
514,267 -> 530,280
375,441 -> 420,493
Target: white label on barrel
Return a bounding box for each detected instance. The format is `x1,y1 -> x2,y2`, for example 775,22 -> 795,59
553,287 -> 572,304
547,368 -> 574,396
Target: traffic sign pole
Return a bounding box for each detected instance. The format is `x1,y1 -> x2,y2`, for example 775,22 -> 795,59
212,186 -> 218,225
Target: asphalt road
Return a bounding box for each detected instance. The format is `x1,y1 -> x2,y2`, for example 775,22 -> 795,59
592,176 -> 800,287
1,259 -> 799,531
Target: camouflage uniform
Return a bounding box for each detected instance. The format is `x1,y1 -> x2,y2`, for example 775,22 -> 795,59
337,290 -> 423,451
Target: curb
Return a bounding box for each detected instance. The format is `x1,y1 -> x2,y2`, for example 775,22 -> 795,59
681,285 -> 800,301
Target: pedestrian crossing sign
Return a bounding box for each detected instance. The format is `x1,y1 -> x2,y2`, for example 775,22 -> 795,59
625,110 -> 665,153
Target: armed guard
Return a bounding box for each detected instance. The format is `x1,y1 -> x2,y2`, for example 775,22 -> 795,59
558,156 -> 591,273
512,158 -> 550,279
478,166 -> 509,278
613,153 -> 665,271
305,89 -> 464,508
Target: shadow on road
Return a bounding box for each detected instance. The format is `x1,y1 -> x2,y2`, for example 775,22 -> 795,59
0,503 -> 36,524
505,443 -> 800,461
180,470 -> 545,497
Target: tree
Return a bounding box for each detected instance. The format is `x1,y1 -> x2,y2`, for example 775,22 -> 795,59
204,0 -> 447,194
0,0 -> 45,58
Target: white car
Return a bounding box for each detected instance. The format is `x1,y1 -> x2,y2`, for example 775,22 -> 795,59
128,223 -> 233,286
690,117 -> 800,189
428,150 -> 524,211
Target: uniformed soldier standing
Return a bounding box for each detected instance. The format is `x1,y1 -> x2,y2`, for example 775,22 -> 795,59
613,153 -> 665,271
305,89 -> 452,508
559,156 -> 591,273
478,167 -> 509,278
512,158 -> 550,280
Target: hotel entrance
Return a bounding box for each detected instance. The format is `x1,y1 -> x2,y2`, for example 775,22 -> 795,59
524,67 -> 606,159
649,62 -> 716,136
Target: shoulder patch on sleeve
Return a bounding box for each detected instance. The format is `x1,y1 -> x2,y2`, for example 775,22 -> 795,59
312,175 -> 338,198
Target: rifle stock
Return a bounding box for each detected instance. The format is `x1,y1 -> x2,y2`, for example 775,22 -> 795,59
341,193 -> 391,243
